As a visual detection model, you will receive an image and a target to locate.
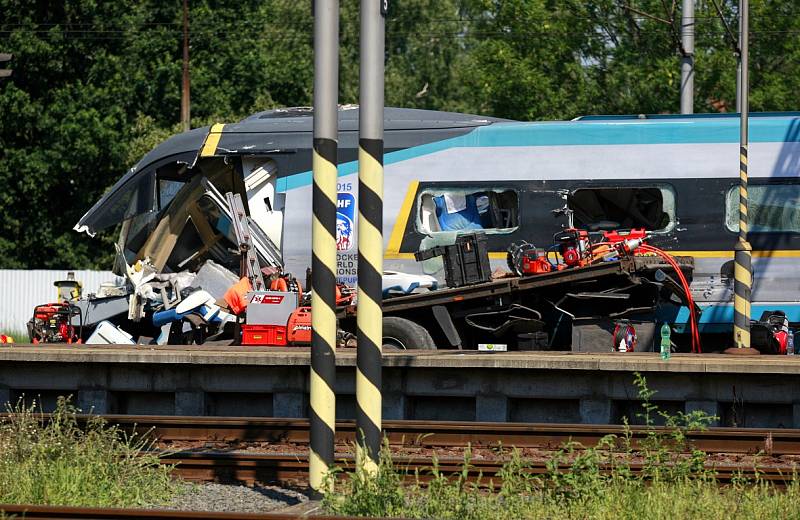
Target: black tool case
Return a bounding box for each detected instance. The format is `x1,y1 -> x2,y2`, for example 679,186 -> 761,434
415,232 -> 491,288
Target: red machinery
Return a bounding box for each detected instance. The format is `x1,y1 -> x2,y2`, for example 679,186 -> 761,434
240,274 -> 352,346
28,303 -> 82,344
554,228 -> 591,268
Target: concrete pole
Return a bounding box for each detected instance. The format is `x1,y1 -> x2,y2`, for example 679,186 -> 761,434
356,0 -> 385,475
680,0 -> 694,114
310,0 -> 339,497
181,0 -> 190,132
732,0 -> 753,352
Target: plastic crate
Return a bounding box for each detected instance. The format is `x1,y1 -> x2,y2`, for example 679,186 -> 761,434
241,324 -> 288,346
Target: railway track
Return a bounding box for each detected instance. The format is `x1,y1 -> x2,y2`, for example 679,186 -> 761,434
163,451 -> 799,486
93,415 -> 800,456
2,418 -> 798,520
138,417 -> 800,486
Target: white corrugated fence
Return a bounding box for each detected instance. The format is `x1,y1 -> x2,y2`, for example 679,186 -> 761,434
0,270 -> 124,335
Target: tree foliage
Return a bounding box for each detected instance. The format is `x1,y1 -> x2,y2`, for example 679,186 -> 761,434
0,0 -> 798,268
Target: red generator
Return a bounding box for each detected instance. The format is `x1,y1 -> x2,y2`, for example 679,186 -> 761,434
28,303 -> 82,344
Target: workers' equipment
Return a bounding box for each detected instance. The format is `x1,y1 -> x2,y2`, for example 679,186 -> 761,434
287,307 -> 312,343
28,303 -> 82,344
612,320 -> 637,352
603,228 -> 648,244
750,310 -> 789,354
522,248 -> 551,275
245,290 -> 298,325
54,272 -> 82,301
414,232 -> 491,288
224,277 -> 253,315
554,229 -> 590,268
599,228 -> 649,260
507,241 -> 551,276
269,273 -> 303,306
226,191 -> 267,291
638,244 -> 702,353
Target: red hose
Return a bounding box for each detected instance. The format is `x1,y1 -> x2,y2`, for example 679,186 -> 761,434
638,245 -> 702,353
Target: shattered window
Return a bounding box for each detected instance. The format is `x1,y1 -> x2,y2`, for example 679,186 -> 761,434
569,186 -> 675,232
417,187 -> 519,235
84,170 -> 157,232
725,184 -> 800,233
158,179 -> 186,210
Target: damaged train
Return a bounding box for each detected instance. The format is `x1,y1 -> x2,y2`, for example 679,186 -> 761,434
61,107 -> 800,352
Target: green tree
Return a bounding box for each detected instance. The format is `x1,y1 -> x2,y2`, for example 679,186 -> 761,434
1,0 -> 800,270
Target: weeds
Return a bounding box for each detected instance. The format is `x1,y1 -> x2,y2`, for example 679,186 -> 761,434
0,396 -> 178,507
324,373 -> 800,519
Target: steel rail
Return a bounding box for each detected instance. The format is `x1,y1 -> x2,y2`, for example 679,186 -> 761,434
79,415 -> 800,456
0,503 -> 393,520
162,451 -> 799,486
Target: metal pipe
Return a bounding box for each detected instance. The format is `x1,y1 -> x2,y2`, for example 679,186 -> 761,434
736,0 -> 742,113
680,0 -> 694,114
733,0 -> 752,350
356,0 -> 385,474
310,0 -> 339,498
181,0 -> 190,132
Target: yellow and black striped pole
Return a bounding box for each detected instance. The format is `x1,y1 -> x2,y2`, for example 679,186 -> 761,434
355,0 -> 386,473
309,0 -> 339,497
733,0 -> 752,351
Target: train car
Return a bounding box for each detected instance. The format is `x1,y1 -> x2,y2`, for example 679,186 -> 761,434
75,108 -> 800,339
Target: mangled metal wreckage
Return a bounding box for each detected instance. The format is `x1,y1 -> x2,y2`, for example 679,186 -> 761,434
57,107 -> 795,352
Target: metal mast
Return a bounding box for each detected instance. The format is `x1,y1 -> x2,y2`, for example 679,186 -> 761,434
310,0 -> 339,497
680,0 -> 695,114
356,0 -> 386,474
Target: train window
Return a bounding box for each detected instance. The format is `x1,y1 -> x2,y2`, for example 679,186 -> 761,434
158,179 -> 186,210
725,184 -> 800,233
416,187 -> 519,235
568,186 -> 675,232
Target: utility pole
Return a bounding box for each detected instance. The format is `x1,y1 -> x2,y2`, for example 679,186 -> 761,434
356,0 -> 386,475
730,0 -> 754,354
680,0 -> 694,114
0,53 -> 12,80
181,0 -> 191,132
736,0 -> 743,112
309,0 -> 339,498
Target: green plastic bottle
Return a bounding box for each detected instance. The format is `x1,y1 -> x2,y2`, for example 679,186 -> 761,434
660,323 -> 671,360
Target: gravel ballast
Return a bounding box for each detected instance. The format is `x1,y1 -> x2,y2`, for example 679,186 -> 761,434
152,483 -> 308,513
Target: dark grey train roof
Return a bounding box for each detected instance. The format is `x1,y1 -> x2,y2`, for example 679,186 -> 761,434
75,107 -> 508,235
136,106 -> 506,169
240,105 -> 508,130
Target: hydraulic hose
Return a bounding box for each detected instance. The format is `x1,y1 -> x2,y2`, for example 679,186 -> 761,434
638,244 -> 702,353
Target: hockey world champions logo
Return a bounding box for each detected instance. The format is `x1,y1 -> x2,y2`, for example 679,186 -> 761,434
336,190 -> 358,285
336,192 -> 355,252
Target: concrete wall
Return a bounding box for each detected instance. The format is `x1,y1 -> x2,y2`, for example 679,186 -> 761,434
1,358 -> 799,428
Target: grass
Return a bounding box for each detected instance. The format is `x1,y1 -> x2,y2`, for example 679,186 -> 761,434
0,397 -> 179,507
324,373 -> 800,519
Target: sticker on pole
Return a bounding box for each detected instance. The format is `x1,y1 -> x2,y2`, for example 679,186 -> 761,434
336,192 -> 355,252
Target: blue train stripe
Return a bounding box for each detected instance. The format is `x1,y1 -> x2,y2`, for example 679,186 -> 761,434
277,117 -> 800,192
670,303 -> 800,333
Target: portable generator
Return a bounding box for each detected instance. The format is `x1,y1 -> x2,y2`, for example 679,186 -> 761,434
554,229 -> 590,268
28,303 -> 82,344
